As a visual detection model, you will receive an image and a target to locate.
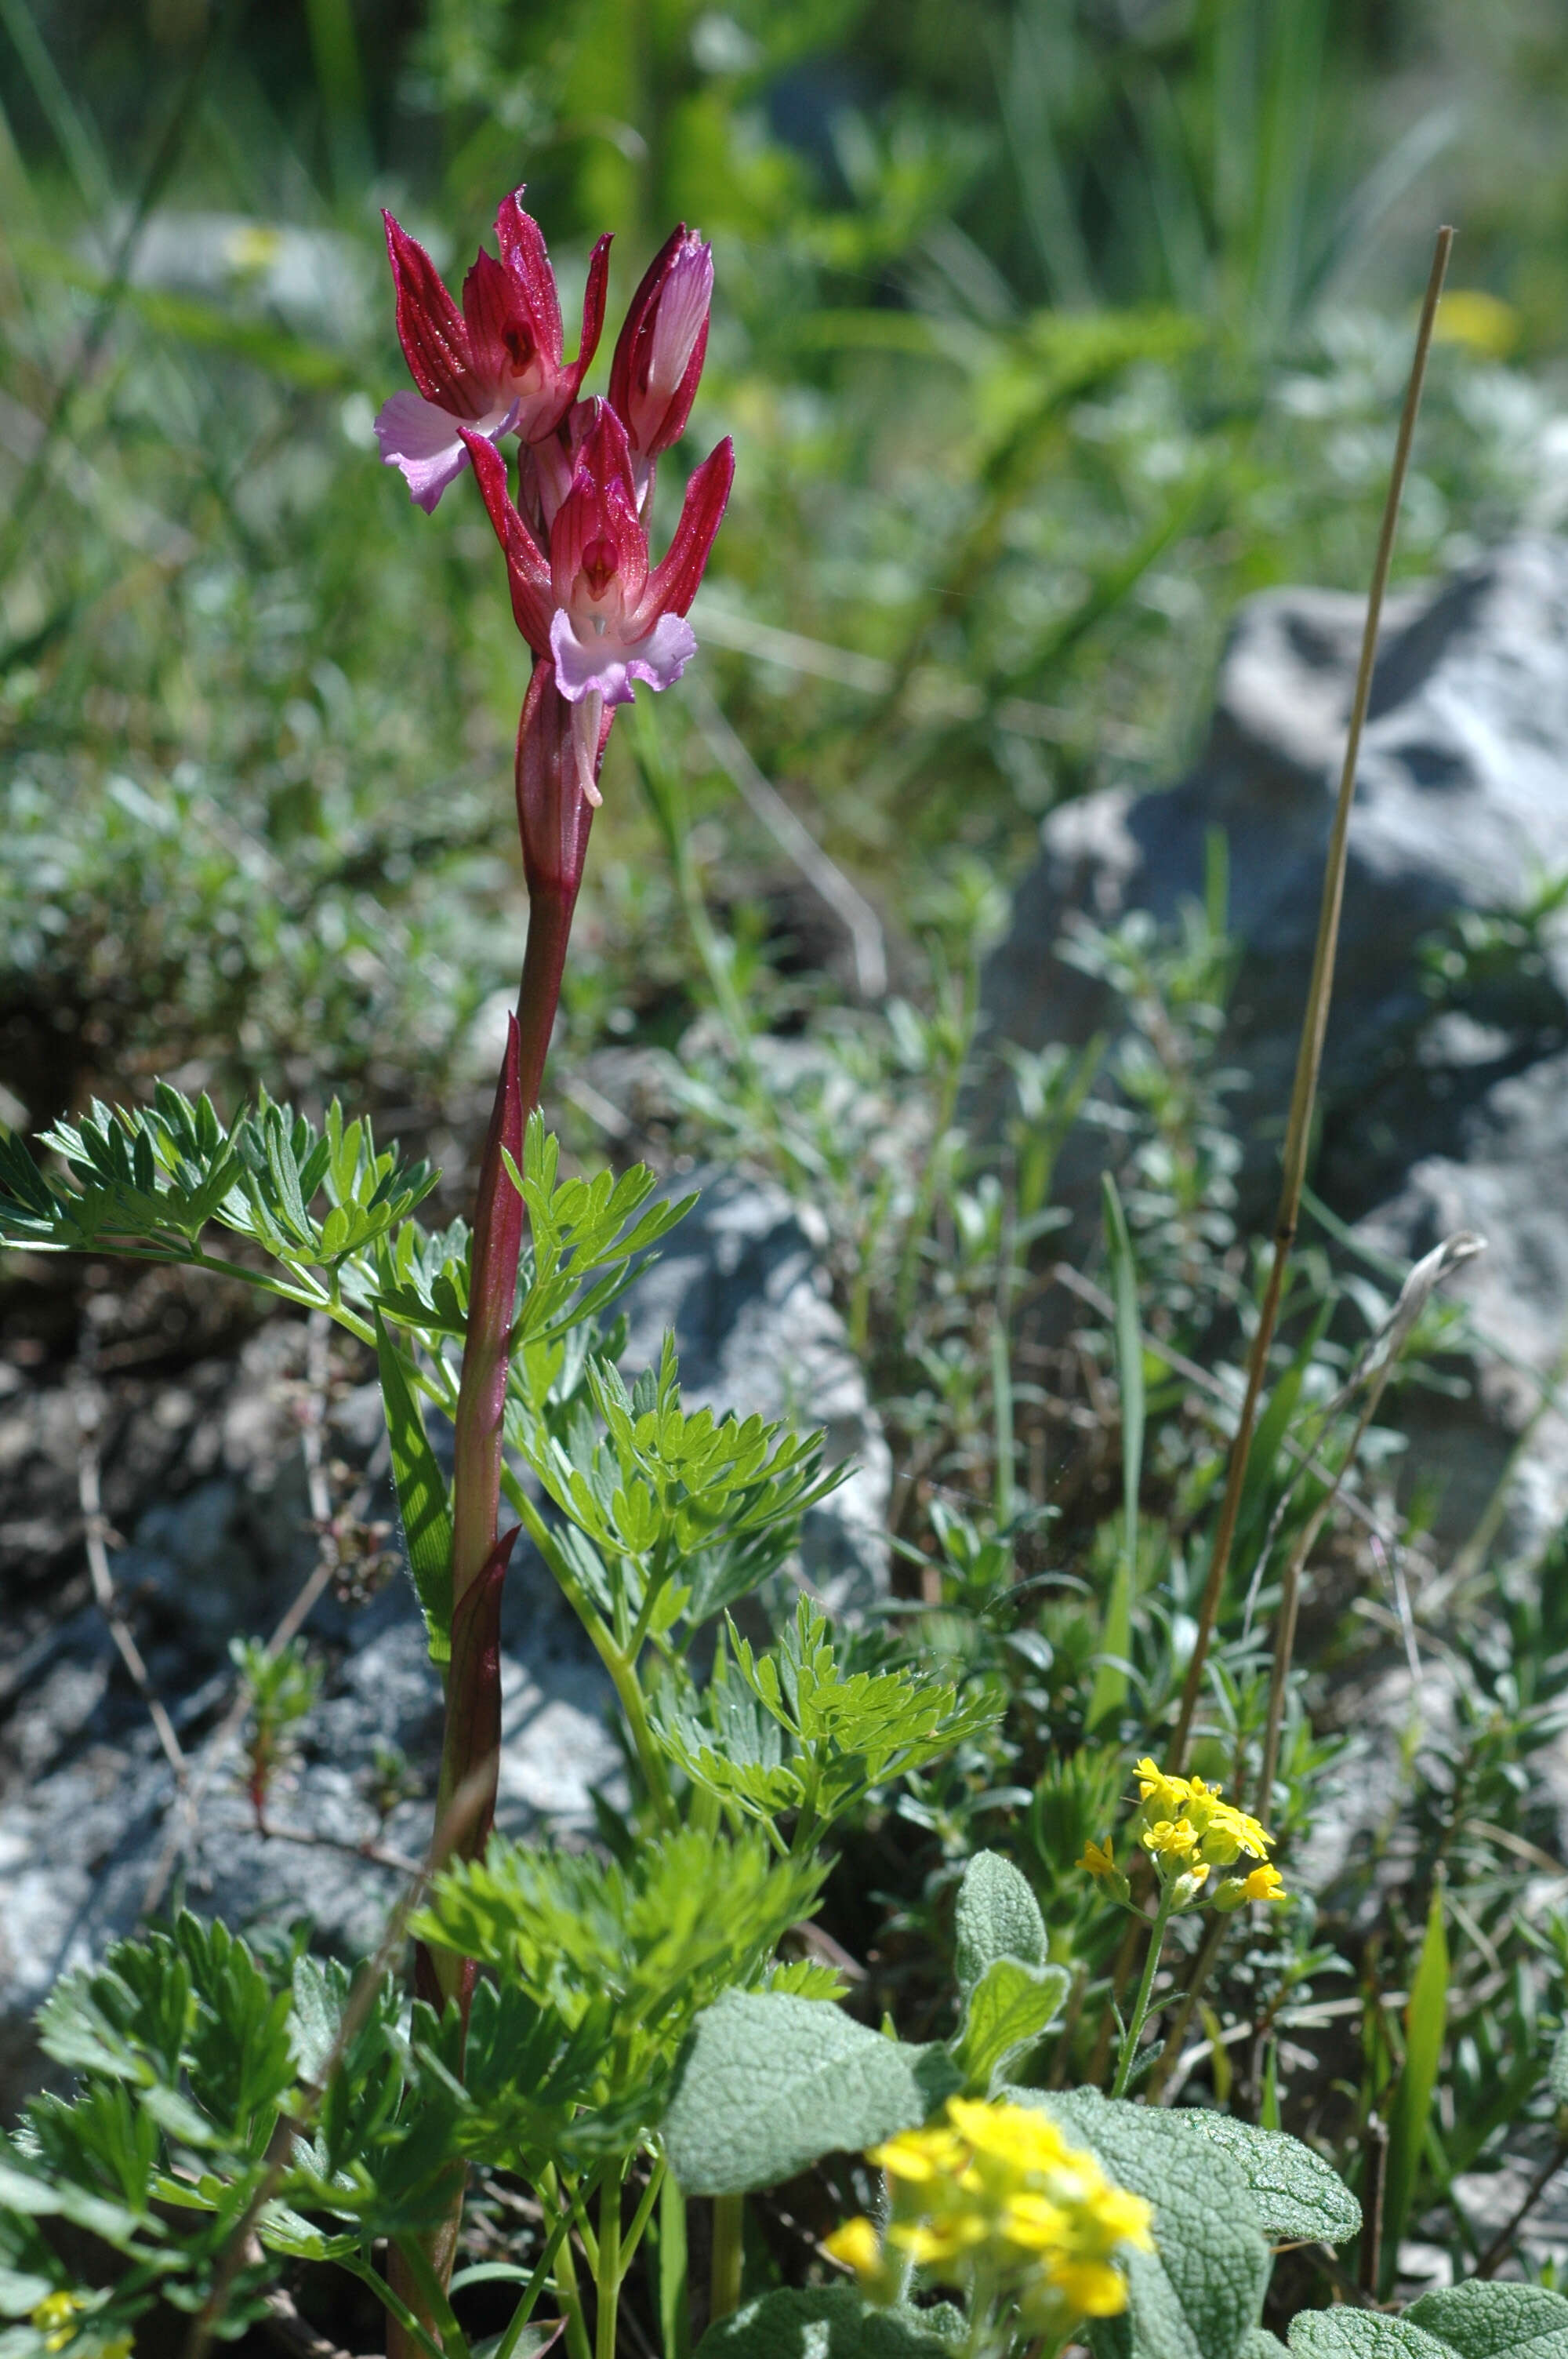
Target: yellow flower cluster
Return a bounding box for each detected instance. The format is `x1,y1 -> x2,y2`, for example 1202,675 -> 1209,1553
1077,1759 -> 1287,1911
31,2296 -> 85,2355
28,2292 -> 131,2359
824,2097 -> 1152,2335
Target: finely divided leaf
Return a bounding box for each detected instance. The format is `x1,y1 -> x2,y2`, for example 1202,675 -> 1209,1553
662,1991 -> 962,2194
953,1852 -> 1047,1991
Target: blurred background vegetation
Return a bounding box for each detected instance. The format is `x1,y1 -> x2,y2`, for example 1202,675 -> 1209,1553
4,0 -> 1568,1169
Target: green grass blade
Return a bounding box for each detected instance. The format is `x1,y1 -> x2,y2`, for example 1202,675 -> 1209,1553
375,1313 -> 454,1669
1380,1878 -> 1448,2292
657,2167 -> 689,2359
1088,1173 -> 1142,1729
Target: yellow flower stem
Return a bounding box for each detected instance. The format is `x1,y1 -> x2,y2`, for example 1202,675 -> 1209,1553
710,2193 -> 745,2325
1112,1884 -> 1177,2099
961,2263 -> 998,2359
541,2167 -> 593,2359
595,2159 -> 625,2359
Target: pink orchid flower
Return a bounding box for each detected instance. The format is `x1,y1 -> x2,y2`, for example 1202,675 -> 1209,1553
376,189 -> 612,513
462,402 -> 733,808
608,224 -> 714,504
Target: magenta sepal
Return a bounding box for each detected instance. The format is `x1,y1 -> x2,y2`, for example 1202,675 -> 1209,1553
609,224 -> 713,463
376,191 -> 612,510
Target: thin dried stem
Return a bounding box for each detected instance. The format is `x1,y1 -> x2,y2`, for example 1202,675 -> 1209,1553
1167,225 -> 1454,1771
1251,1230 -> 1483,1825
75,1387 -> 187,1786
1474,2134 -> 1568,2277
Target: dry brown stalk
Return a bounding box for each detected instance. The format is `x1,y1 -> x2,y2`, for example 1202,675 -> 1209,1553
1167,224 -> 1454,1772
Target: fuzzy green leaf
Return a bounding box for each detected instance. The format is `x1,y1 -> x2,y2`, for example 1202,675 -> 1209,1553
953,1851 -> 1047,1991
375,1313 -> 453,1666
695,2290 -> 958,2359
662,1991 -> 963,2195
1027,2091 -> 1270,2359
1154,2112 -> 1360,2245
1287,2317 -> 1450,2357
953,1957 -> 1069,2093
1405,2281 -> 1568,2355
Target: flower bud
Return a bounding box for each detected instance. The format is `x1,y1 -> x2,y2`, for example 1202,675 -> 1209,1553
1169,1863 -> 1210,1910
609,225 -> 713,463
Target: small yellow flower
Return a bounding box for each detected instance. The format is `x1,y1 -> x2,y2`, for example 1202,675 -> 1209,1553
1079,1837 -> 1116,1880
31,2295 -> 86,2355
1434,289 -> 1519,360
838,2097 -> 1152,2338
870,2123 -> 968,2183
949,2095 -> 1069,2175
1243,1863 -> 1287,1903
1142,1816 -> 1198,1860
824,2215 -> 883,2277
1134,1758 -> 1193,1816
1047,2258 -> 1131,2316
1002,2190 -> 1069,2249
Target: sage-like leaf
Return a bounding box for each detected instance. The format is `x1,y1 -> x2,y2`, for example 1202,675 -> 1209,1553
662,1990 -> 962,2194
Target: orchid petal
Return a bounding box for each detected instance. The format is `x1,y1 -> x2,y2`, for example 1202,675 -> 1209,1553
494,191 -> 564,367
461,246 -> 536,390
638,436 -> 735,624
383,210 -> 478,414
375,391 -> 474,512
461,431 -> 554,653
550,607 -> 698,707
548,401 -> 648,620
561,233 -> 615,405
609,224 -> 713,457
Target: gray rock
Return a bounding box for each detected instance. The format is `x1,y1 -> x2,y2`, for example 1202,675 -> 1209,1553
990,536 -> 1568,1217
0,1174 -> 886,2114
619,1171 -> 891,1619
986,533 -> 1568,1560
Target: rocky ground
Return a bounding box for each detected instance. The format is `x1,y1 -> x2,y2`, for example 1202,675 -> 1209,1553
0,1174 -> 888,2113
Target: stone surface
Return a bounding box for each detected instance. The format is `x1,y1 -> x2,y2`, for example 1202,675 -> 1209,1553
0,1177 -> 887,2114
985,533 -> 1568,1560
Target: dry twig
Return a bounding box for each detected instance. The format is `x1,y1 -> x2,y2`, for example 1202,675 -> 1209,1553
1168,225 -> 1454,1770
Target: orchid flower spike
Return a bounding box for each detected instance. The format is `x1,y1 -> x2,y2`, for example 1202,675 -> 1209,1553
376,189 -> 612,513
462,401 -> 733,809
608,224 -> 714,504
